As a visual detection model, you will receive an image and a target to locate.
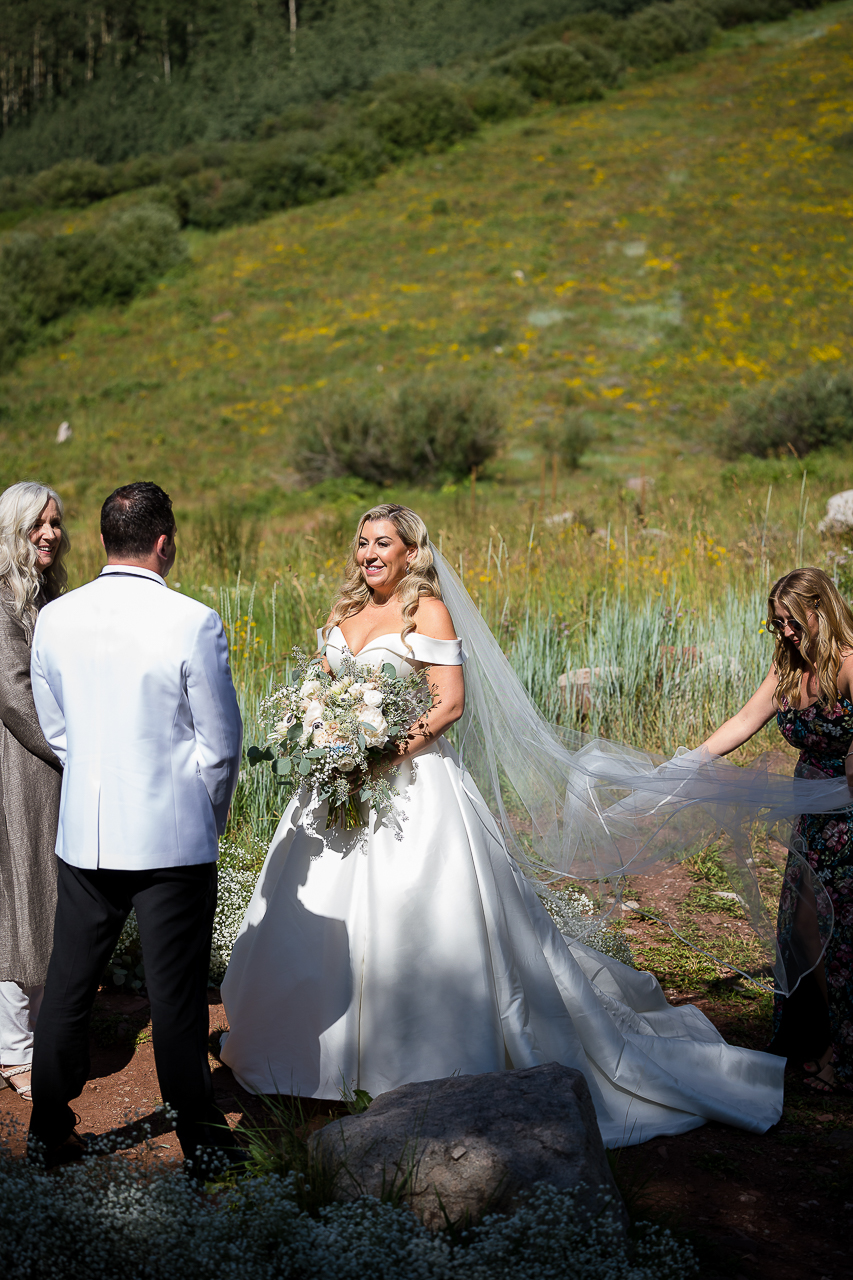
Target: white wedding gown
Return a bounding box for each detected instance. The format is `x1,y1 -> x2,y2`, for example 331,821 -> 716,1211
220,626 -> 785,1148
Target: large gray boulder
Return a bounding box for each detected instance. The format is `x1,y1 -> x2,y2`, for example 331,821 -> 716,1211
311,1062 -> 627,1232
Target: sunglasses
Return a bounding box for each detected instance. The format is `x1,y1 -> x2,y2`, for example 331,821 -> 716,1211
769,616 -> 805,635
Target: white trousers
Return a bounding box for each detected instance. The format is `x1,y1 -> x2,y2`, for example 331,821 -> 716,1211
0,982 -> 43,1064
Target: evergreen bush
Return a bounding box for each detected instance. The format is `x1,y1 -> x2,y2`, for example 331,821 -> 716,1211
717,366 -> 853,458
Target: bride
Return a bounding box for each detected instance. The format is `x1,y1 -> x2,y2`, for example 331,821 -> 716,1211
221,504 -> 787,1147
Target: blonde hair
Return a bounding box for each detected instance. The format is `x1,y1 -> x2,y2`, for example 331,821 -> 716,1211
323,504 -> 441,650
0,481 -> 69,635
768,567 -> 853,708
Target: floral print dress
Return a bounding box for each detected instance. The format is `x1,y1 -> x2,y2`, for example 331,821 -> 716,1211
775,695 -> 853,1082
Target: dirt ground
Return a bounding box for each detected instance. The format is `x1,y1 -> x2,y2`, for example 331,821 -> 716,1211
2,859 -> 851,1278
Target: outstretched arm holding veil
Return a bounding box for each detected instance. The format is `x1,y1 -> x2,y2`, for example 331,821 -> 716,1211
699,568 -> 853,1093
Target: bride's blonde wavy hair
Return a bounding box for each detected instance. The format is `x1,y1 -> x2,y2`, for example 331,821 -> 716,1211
323,504 -> 441,650
0,481 -> 69,635
769,566 -> 853,708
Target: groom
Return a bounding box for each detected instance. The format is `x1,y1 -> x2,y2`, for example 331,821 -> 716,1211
28,482 -> 244,1168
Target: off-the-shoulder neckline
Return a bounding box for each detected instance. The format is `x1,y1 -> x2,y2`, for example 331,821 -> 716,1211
328,624 -> 458,658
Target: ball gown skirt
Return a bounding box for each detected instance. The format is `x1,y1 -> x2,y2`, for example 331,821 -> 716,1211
221,630 -> 784,1148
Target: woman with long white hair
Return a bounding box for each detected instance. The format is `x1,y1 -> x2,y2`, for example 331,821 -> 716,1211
0,481 -> 68,1102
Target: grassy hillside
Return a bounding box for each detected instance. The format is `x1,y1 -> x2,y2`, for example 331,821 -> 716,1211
1,4 -> 852,617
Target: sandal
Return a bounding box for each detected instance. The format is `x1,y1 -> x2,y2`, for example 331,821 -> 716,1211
803,1045 -> 834,1078
803,1065 -> 853,1095
0,1065 -> 32,1102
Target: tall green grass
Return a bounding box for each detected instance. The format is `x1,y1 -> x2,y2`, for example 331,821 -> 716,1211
221,562 -> 779,846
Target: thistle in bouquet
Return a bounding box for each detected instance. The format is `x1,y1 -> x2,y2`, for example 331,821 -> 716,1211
248,646 -> 435,829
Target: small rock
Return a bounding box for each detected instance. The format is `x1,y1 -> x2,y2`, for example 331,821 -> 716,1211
819,490 -> 853,534
622,900 -> 641,910
56,421 -> 72,443
211,311 -> 234,323
312,1063 -> 627,1232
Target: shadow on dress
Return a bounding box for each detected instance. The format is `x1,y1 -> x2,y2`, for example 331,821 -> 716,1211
223,820 -> 353,1097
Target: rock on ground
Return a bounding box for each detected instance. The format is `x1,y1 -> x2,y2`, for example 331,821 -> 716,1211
818,489 -> 853,534
311,1062 -> 627,1232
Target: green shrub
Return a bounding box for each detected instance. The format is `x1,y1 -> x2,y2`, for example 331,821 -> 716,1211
717,366 -> 853,458
315,126 -> 389,188
295,381 -> 503,486
0,294 -> 36,372
360,77 -> 479,159
27,158 -> 114,207
491,43 -> 607,105
165,148 -> 206,180
0,204 -> 186,368
175,148 -> 346,230
464,76 -> 532,122
113,151 -> 166,192
562,12 -> 623,45
701,0 -> 794,26
538,411 -> 596,470
618,2 -> 719,69
0,175 -> 31,213
566,38 -> 622,89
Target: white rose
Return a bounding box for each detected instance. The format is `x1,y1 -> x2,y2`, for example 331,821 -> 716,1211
361,688 -> 383,708
358,705 -> 389,746
299,679 -> 323,699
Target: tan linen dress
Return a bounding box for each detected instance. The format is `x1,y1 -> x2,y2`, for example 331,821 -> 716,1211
0,591 -> 62,986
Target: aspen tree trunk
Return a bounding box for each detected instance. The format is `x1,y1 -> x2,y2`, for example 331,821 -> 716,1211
290,0 -> 297,57
33,22 -> 41,98
86,9 -> 95,81
161,16 -> 171,82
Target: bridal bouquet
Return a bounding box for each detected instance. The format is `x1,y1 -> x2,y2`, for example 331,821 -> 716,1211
248,646 -> 434,829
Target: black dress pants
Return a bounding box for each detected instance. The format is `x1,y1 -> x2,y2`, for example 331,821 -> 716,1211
29,859 -> 237,1161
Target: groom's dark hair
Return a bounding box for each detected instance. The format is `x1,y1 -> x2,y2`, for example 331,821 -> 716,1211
101,482 -> 175,557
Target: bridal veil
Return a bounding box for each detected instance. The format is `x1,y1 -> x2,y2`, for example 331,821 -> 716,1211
430,544 -> 851,996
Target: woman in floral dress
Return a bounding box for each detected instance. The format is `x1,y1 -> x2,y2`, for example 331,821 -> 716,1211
703,566 -> 853,1093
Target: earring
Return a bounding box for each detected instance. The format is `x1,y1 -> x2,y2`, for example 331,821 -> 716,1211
406,561 -> 412,575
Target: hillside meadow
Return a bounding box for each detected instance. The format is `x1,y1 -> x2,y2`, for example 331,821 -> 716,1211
1,2 -> 852,755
